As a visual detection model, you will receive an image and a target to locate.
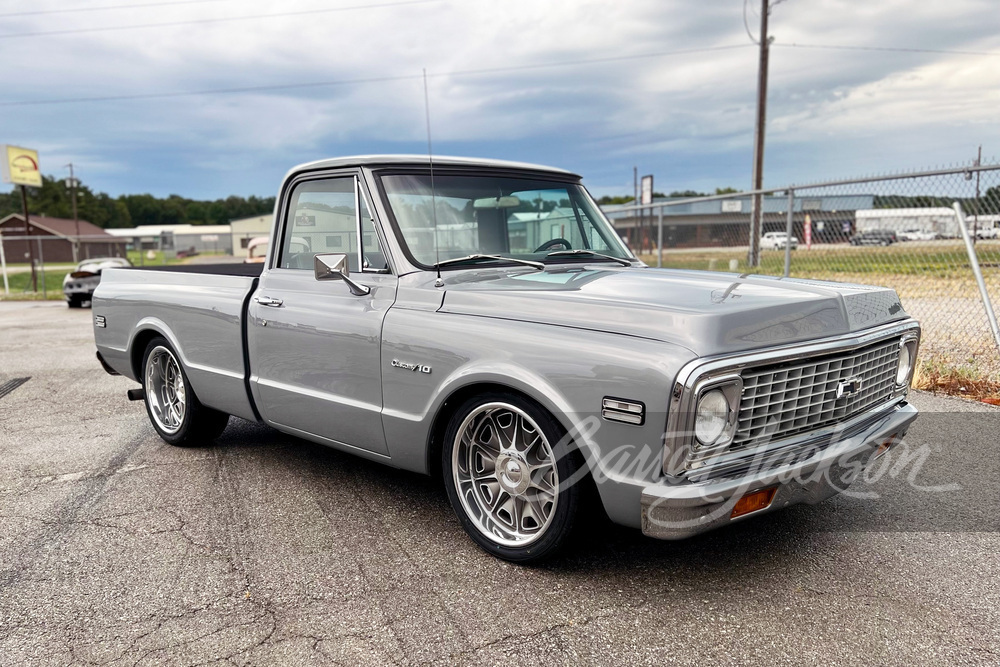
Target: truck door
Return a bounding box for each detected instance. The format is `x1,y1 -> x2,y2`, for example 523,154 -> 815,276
247,172 -> 397,456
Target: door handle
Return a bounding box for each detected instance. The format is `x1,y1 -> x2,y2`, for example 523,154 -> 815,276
255,295 -> 283,307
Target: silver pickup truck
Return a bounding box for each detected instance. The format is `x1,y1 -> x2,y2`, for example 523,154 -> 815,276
93,155 -> 920,562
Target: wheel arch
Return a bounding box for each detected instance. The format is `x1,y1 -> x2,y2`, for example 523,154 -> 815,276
128,319 -> 192,383
424,377 -> 589,482
427,381 -> 516,480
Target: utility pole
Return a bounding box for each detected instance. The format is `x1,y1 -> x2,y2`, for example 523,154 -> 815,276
748,0 -> 772,268
66,163 -> 80,262
21,185 -> 37,293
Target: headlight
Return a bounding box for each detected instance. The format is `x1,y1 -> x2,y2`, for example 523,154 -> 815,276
695,389 -> 730,446
896,339 -> 915,386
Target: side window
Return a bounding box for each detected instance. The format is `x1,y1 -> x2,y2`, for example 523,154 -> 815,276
280,177 -> 358,270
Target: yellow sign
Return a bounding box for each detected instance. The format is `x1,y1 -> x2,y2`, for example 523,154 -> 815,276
2,145 -> 42,187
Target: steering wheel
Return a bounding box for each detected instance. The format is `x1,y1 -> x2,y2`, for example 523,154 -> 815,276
534,238 -> 572,252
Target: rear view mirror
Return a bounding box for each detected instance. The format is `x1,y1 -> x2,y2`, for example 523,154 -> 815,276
314,253 -> 370,296
473,196 -> 521,209
314,252 -> 350,280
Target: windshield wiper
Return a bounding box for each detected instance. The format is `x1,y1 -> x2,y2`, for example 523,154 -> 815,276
432,254 -> 545,271
545,249 -> 634,266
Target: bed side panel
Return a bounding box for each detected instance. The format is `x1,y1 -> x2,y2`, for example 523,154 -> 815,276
93,268 -> 258,421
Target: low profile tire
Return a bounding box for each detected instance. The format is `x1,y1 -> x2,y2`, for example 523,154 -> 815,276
442,392 -> 584,563
141,337 -> 229,446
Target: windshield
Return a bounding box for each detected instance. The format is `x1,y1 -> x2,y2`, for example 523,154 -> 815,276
377,172 -> 632,267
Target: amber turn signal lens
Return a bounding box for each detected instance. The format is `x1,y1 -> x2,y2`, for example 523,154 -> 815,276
730,487 -> 778,519
875,437 -> 896,457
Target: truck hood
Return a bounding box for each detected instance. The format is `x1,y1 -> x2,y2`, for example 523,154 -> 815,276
435,266 -> 908,356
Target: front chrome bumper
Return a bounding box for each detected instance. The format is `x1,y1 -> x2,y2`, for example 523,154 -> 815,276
63,287 -> 96,301
640,401 -> 918,540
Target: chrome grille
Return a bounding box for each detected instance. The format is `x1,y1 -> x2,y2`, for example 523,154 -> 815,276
734,338 -> 900,449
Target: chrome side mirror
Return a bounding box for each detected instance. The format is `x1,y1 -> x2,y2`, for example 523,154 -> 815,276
313,253 -> 370,296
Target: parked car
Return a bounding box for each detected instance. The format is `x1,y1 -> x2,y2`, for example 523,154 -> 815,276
245,236 -> 311,263
62,257 -> 131,308
897,229 -> 938,242
850,229 -> 898,246
760,231 -> 799,250
244,236 -> 269,263
93,156 -> 920,562
975,227 -> 999,240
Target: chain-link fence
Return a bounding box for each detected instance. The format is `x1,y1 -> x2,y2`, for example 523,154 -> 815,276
6,165 -> 1000,386
605,164 -> 1000,384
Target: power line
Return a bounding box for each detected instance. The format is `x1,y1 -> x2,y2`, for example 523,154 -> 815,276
1,74 -> 421,107
0,0 -> 233,19
0,44 -> 755,107
742,0 -> 758,44
774,42 -> 1000,56
0,0 -> 438,39
443,44 -> 752,78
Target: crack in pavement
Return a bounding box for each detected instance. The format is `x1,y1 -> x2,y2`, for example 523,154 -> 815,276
0,431 -> 148,593
16,455 -> 220,485
306,468 -> 425,664
125,608 -> 276,667
424,598 -> 651,665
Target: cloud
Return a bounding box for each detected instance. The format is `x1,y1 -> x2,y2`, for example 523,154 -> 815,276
0,0 -> 998,198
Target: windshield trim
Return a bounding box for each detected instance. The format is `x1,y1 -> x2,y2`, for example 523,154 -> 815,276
371,166 -> 632,272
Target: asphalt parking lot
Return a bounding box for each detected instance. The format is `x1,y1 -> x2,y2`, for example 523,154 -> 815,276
1,301 -> 998,666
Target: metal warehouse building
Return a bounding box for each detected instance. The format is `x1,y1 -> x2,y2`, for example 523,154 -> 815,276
0,214 -> 127,263
105,224 -> 233,257
230,215 -> 273,256
602,194 -> 875,250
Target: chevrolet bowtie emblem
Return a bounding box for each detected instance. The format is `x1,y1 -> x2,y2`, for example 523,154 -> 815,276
837,376 -> 862,399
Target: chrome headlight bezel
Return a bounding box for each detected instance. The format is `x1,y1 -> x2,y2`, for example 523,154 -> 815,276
896,335 -> 919,388
692,375 -> 743,451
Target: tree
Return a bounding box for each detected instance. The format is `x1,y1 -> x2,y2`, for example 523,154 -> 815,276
0,175 -> 82,220
593,187 -> 741,203
1,175 -> 276,229
982,186 -> 1000,214
597,195 -> 635,205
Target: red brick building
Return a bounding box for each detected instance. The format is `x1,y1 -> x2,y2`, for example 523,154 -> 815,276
0,214 -> 127,264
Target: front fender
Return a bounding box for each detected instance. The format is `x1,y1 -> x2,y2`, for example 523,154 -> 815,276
431,360 -> 583,432
380,309 -> 695,527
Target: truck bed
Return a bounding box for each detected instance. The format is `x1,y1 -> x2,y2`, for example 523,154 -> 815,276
93,265 -> 261,422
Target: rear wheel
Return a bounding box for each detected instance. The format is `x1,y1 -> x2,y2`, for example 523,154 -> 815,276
141,337 -> 229,446
442,392 -> 583,563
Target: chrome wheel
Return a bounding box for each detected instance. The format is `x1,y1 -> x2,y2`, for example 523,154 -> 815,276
452,402 -> 559,547
145,345 -> 186,434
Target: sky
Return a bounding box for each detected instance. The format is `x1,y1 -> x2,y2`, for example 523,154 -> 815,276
0,0 -> 998,201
